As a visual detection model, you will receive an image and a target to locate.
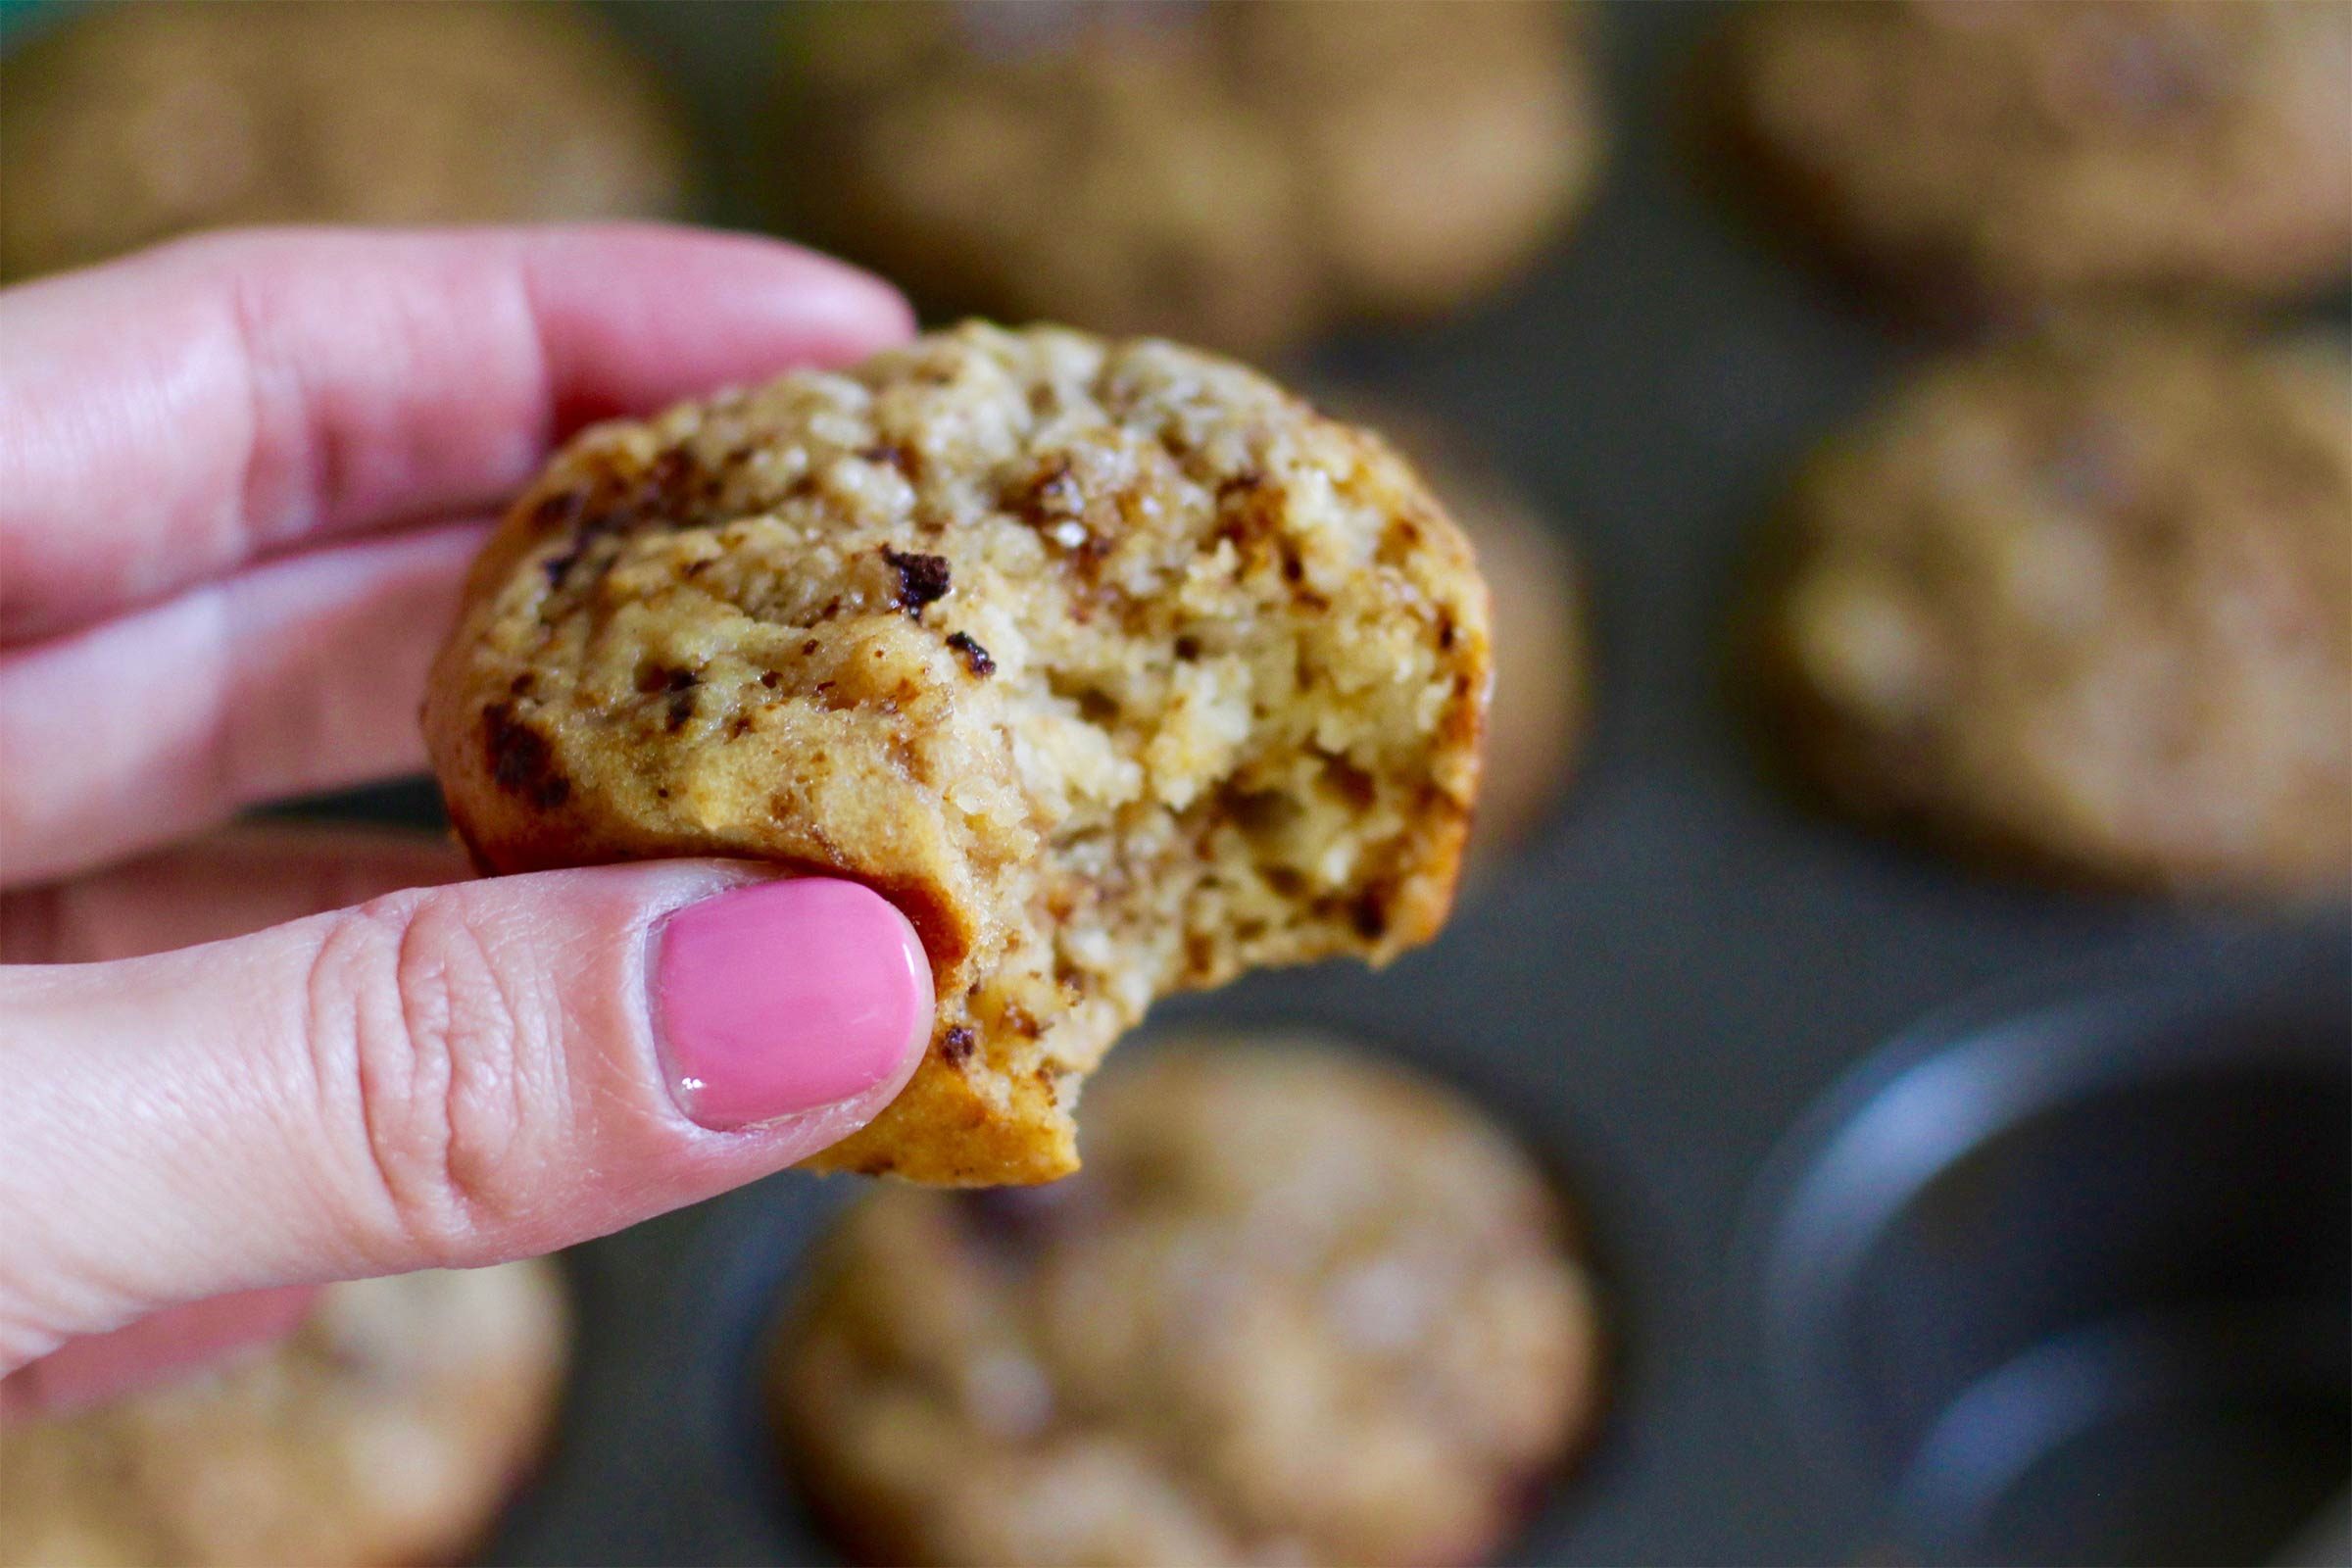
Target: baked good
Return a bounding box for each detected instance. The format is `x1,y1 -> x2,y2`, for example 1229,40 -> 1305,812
0,0 -> 688,280
423,323 -> 1492,1184
787,0 -> 1601,355
1330,401 -> 1588,864
1723,1 -> 2352,314
0,1262 -> 568,1568
1460,477 -> 1586,864
770,1037 -> 1604,1567
1750,330 -> 2351,894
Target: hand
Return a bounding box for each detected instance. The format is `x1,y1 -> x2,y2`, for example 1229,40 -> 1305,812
0,227 -> 936,1415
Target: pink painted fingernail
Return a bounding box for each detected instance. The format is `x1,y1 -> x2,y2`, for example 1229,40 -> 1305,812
653,879 -> 931,1130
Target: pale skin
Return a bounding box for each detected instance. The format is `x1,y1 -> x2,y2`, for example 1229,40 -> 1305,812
0,226 -> 938,1416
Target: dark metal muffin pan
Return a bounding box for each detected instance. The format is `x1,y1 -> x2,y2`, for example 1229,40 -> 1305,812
9,0 -> 2342,1561
1751,931 -> 2350,1565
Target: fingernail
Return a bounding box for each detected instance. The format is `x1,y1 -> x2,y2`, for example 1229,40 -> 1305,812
653,879 -> 931,1130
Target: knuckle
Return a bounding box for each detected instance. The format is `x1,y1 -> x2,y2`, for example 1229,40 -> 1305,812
305,890 -> 544,1263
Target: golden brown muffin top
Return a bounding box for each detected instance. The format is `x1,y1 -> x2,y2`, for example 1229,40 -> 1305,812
1759,330 -> 2351,894
0,0 -> 687,280
1728,1 -> 2352,311
775,1038 -> 1602,1567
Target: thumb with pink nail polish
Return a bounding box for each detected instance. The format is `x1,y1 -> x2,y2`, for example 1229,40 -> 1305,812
0,862 -> 933,1384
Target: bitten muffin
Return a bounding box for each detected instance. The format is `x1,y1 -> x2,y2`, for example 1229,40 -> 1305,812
1751,330 -> 2351,895
423,324 -> 1492,1185
0,0 -> 688,280
0,1262 -> 568,1568
1723,1 -> 2352,315
787,0 -> 1601,355
770,1037 -> 1604,1568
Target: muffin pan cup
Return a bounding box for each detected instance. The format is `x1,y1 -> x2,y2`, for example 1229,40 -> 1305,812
1748,928 -> 2350,1566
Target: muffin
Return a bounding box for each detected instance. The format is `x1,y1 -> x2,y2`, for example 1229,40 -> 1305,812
1751,329 -> 2351,894
0,0 -> 689,280
0,1262 -> 569,1568
771,1037 -> 1604,1567
787,0 -> 1601,354
1723,1 -> 2352,315
423,323 -> 1492,1185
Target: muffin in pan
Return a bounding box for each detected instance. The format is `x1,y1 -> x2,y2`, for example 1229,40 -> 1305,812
1722,1 -> 2352,316
785,0 -> 1602,356
769,1036 -> 1605,1568
1749,329 -> 2351,896
0,1261 -> 569,1568
0,0 -> 689,280
423,323 -> 1492,1186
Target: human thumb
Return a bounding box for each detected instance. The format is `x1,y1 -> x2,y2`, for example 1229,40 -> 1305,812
0,865 -> 930,1373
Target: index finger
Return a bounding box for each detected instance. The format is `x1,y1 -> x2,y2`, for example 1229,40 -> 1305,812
0,223 -> 912,643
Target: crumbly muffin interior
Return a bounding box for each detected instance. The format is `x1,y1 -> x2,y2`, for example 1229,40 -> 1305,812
428,325 -> 1487,1182
1315,392 -> 1589,863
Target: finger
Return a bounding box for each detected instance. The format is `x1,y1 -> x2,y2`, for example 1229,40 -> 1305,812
0,826 -> 460,1419
0,523 -> 479,886
1,825 -> 468,962
0,869 -> 932,1370
0,1287 -> 319,1422
0,223 -> 913,643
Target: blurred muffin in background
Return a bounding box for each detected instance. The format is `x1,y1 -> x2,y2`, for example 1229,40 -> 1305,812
1723,1 -> 2352,318
1329,398 -> 1591,868
0,1262 -> 569,1568
786,0 -> 1602,356
1749,329 -> 2351,896
772,1037 -> 1603,1568
0,0 -> 689,280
